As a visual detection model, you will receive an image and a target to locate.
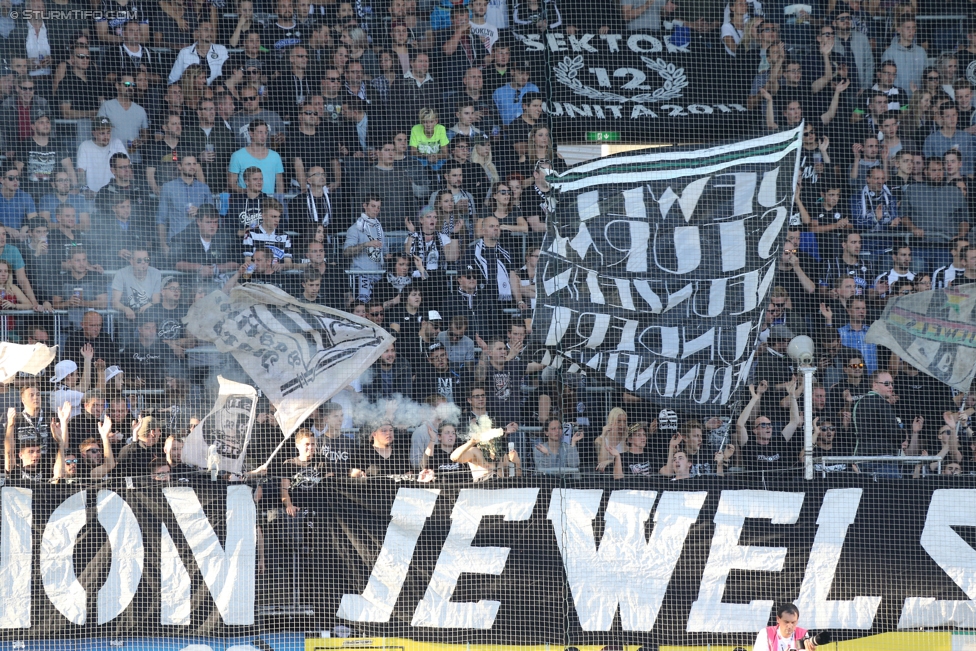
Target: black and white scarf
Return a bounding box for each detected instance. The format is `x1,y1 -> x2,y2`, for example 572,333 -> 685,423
471,239 -> 512,301
857,184 -> 895,230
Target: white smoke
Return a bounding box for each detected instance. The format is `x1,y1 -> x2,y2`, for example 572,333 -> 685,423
348,394 -> 462,433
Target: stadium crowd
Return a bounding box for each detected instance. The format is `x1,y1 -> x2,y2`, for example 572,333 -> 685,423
1,0 -> 976,487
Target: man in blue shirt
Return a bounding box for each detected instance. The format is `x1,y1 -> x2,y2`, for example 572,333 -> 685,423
492,60 -> 540,126
924,103 -> 976,176
0,226 -> 43,310
0,164 -> 37,240
156,155 -> 214,258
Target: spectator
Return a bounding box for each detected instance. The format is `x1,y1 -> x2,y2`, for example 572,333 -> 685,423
533,418 -> 581,471
464,215 -> 513,309
111,248 -> 161,322
14,113 -> 76,201
113,415 -> 161,477
0,164 -> 37,240
97,75 -> 150,166
442,263 -> 489,339
49,353 -> 92,418
92,194 -> 151,272
924,103 -> 976,176
228,89 -> 287,148
871,61 -> 909,111
831,9 -> 873,91
63,310 -> 117,366
470,136 -> 501,193
874,245 -> 915,291
184,99 -> 236,191
156,155 -> 213,254
445,137 -> 486,199
447,101 -> 484,142
419,422 -> 463,475
168,21 -> 229,86
77,117 -> 128,193
410,107 -> 449,173
493,60 -> 539,126
343,195 -> 388,301
349,421 -> 413,477
661,418 -> 716,476
264,0 -> 303,56
358,139 -> 416,232
0,228 -> 42,310
38,172 -> 91,229
430,163 -> 478,228
608,422 -> 658,478
473,337 -> 523,427
901,157 -> 968,272
450,420 -> 523,480
270,47 -> 317,123
524,160 -> 555,233
438,314 -> 476,369
242,197 -> 292,265
17,223 -> 57,304
223,247 -> 286,291
363,342 -> 413,402
826,351 -> 870,416
952,247 -> 976,287
719,0 -> 749,57
285,102 -> 339,191
850,167 -> 898,253
406,208 -> 459,281
51,248 -> 107,328
96,154 -> 150,228
228,120 -> 285,195
147,276 -> 196,362
735,379 -> 801,473
292,240 -> 344,305
288,166 -> 334,253
819,231 -> 872,296
393,52 -> 440,132
103,21 -> 160,82
838,297 -> 877,374
848,135 -> 882,187
146,115 -> 200,196
172,205 -> 240,280
459,66 -> 502,137
117,316 -> 169,390
853,371 -> 922,478
932,237 -> 968,289
415,341 -> 465,404
881,16 -> 927,97
58,45 -> 107,120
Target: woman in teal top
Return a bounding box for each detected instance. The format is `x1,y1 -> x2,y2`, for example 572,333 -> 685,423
409,108 -> 449,173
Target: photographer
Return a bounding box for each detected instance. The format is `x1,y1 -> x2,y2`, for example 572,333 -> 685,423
753,603 -> 825,651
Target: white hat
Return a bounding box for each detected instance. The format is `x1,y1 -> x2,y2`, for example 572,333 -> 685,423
105,366 -> 124,382
50,359 -> 78,384
428,310 -> 443,321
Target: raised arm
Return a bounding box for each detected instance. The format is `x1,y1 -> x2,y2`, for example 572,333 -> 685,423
736,380 -> 767,446
5,407 -> 16,473
781,376 -> 802,441
90,416 -> 117,480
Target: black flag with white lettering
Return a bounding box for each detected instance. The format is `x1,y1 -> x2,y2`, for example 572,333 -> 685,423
532,126 -> 803,414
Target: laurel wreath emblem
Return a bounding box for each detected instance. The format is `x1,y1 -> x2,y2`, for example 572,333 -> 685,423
552,55 -> 688,103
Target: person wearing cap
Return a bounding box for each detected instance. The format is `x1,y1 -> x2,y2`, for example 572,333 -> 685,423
442,263 -> 489,339
113,416 -> 162,477
49,346 -> 93,418
1,76 -> 50,149
492,60 -> 539,126
168,21 -> 229,86
350,420 -> 413,477
829,9 -> 873,91
399,310 -> 445,370
76,117 -> 128,193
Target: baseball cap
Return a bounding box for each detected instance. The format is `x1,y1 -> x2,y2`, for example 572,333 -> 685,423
94,116 -> 113,129
769,324 -> 795,341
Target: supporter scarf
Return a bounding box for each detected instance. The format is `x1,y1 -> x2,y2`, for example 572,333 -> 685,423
472,239 -> 512,301
858,184 -> 895,230
355,213 -> 385,265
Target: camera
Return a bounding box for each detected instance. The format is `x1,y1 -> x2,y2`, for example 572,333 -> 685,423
800,631 -> 832,647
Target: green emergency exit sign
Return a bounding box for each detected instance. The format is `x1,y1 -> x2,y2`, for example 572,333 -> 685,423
586,131 -> 621,142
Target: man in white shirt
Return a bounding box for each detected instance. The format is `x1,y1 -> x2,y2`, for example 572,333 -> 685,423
168,21 -> 229,85
76,117 -> 128,193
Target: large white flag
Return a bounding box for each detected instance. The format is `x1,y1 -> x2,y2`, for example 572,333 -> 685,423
0,343 -> 57,383
185,285 -> 393,435
182,375 -> 257,474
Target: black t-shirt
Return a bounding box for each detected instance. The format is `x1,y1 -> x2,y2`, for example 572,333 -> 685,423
68,412 -> 101,453
15,139 -> 69,190
387,306 -> 425,342
12,410 -> 51,458
118,340 -> 169,390
284,127 -> 338,182
414,367 -> 465,405
226,194 -> 266,233
350,445 -> 412,476
427,446 -> 463,474
264,21 -> 304,59
277,458 -> 326,510
144,141 -> 197,187
317,434 -> 355,477
172,225 -> 238,267
146,304 -> 188,342
114,440 -> 160,477
620,450 -> 655,476
57,73 -> 106,113
740,437 -> 796,473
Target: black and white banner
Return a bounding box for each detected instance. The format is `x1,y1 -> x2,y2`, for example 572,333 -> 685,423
7,476 -> 976,645
532,128 -> 802,414
517,31 -> 750,140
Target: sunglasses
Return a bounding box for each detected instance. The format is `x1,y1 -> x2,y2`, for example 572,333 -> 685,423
134,257 -> 150,263
849,363 -> 865,369
243,96 -> 259,101
19,86 -> 33,91
756,422 -> 773,428
820,425 -> 836,431
121,81 -> 134,87
302,111 -> 318,115
5,175 -> 19,181
496,189 -> 511,195
75,53 -> 89,59
64,459 -> 79,465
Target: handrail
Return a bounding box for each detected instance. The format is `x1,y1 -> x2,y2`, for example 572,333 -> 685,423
819,455 -> 942,473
